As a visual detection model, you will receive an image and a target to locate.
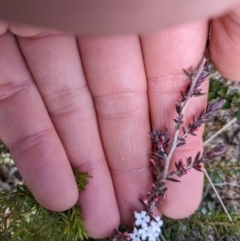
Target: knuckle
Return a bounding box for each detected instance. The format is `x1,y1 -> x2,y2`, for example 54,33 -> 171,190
9,129 -> 54,156
94,91 -> 145,119
0,80 -> 31,102
44,86 -> 89,116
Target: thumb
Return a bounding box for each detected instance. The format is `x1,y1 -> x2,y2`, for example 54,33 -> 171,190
0,0 -> 239,35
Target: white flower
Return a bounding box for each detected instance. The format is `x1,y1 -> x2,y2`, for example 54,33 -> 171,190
138,227 -> 148,240
134,211 -> 150,228
138,225 -> 157,241
149,221 -> 161,235
153,216 -> 163,229
129,227 -> 141,241
147,217 -> 164,240
131,212 -> 164,241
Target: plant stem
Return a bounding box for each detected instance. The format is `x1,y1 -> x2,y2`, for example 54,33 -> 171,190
203,168 -> 232,222
204,117 -> 237,146
159,233 -> 167,241
161,56 -> 208,180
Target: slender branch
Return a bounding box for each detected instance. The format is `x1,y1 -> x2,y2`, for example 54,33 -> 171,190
159,233 -> 167,241
204,117 -> 237,146
203,168 -> 232,222
213,182 -> 240,188
162,56 -> 208,180
203,117 -> 237,222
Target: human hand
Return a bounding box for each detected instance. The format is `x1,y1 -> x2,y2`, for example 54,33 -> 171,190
1,2 -> 240,239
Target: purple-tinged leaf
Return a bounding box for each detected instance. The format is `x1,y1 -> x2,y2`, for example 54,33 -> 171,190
183,68 -> 193,79
163,144 -> 169,149
192,166 -> 203,172
176,104 -> 181,114
182,126 -> 186,134
158,181 -> 165,187
206,100 -> 226,113
194,151 -> 201,164
166,177 -> 181,183
154,152 -> 166,160
198,109 -> 205,120
198,71 -> 209,80
189,132 -> 197,136
178,114 -> 184,120
192,93 -> 206,97
181,91 -> 185,98
163,127 -> 168,137
173,119 -> 179,124
161,187 -> 168,193
138,198 -> 148,207
192,115 -> 196,123
186,156 -> 192,166
212,144 -> 229,157
168,171 -> 175,176
176,142 -> 186,147
165,138 -> 170,144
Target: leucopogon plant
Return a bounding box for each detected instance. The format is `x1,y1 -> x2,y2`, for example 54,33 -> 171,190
0,159 -> 90,241
0,48 -> 229,241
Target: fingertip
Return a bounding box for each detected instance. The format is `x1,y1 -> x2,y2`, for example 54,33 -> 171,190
35,182 -> 79,212
0,19 -> 9,35
79,193 -> 120,239
159,168 -> 204,219
84,212 -> 120,239
210,10 -> 240,81
74,164 -> 120,238
8,22 -> 65,38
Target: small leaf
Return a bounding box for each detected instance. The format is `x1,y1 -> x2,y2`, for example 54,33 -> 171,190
173,118 -> 178,123
189,132 -> 197,136
186,156 -> 192,166
217,85 -> 228,97
138,198 -> 148,207
153,152 -> 166,160
232,95 -> 239,103
222,100 -> 231,109
176,142 -> 186,147
194,151 -> 201,164
166,177 -> 181,183
209,79 -> 221,91
168,171 -> 175,176
183,68 -> 192,79
192,93 -> 206,97
182,126 -> 186,134
208,92 -> 217,101
192,166 -> 202,172
162,187 -> 168,193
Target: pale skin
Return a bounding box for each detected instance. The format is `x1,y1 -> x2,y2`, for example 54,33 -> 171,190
0,1 -> 240,238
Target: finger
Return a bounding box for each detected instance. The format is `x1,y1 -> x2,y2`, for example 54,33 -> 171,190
8,22 -> 64,37
77,35 -> 153,226
0,20 -> 63,37
140,21 -> 209,219
17,34 -> 119,238
0,0 -> 239,34
210,7 -> 240,80
0,31 -> 78,211
0,19 -> 9,35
